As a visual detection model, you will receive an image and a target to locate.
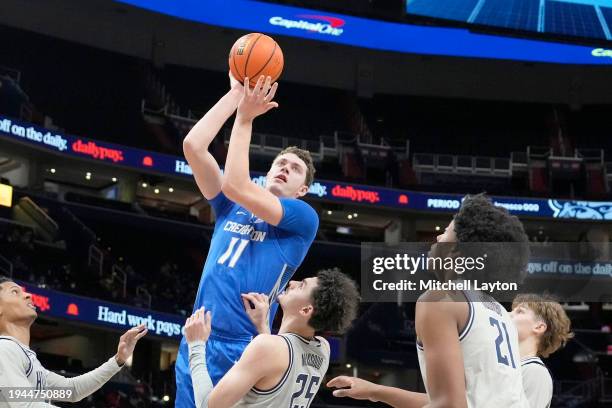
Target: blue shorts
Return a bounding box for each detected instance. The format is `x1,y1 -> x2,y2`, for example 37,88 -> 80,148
174,335 -> 251,408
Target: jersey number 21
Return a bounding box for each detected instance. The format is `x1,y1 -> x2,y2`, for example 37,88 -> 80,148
489,317 -> 516,369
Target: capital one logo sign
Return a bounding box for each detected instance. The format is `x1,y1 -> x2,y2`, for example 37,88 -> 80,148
269,14 -> 345,36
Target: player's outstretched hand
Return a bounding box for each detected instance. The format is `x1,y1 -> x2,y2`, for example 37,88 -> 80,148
242,293 -> 271,335
184,307 -> 212,344
115,324 -> 148,366
236,75 -> 278,122
327,376 -> 379,401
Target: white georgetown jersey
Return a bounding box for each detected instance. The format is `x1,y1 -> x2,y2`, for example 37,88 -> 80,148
238,333 -> 330,408
521,357 -> 553,408
0,335 -> 122,407
417,291 -> 529,408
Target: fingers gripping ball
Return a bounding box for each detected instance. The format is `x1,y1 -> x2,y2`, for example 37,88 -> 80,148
229,33 -> 284,87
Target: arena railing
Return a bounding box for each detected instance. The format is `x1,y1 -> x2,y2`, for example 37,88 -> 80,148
553,376 -> 600,406
111,264 -> 127,298
412,153 -> 511,177
527,145 -> 553,160
222,127 -> 325,161
136,285 -> 152,309
575,148 -> 605,164
88,244 -> 104,277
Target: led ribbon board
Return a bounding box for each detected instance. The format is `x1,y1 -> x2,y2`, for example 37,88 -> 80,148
21,282 -> 185,339
2,114 -> 612,219
407,0 -> 612,43
115,0 -> 612,64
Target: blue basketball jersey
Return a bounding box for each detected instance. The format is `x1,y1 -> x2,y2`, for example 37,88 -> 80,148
196,192 -> 318,337
176,191 -> 318,402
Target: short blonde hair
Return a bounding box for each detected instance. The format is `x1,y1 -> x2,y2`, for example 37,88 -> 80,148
275,146 -> 315,187
512,294 -> 574,358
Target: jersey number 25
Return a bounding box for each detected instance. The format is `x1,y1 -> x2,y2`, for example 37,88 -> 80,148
290,374 -> 320,408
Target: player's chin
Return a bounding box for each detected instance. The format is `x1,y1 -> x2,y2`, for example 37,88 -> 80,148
267,183 -> 284,196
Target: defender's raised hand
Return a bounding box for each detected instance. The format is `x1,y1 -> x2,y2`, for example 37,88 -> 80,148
242,293 -> 271,334
184,307 -> 212,343
115,324 -> 148,366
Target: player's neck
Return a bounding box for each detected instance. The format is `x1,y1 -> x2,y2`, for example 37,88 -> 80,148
519,337 -> 539,360
278,317 -> 315,339
1,322 -> 31,347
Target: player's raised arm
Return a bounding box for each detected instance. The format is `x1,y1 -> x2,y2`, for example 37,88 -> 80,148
44,324 -> 148,402
183,73 -> 243,200
415,298 -> 468,408
222,75 -> 286,226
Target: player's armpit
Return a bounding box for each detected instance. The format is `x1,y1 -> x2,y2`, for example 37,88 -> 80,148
207,335 -> 288,408
415,300 -> 468,408
222,180 -> 284,226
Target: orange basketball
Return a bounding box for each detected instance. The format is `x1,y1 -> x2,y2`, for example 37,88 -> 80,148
229,33 -> 284,87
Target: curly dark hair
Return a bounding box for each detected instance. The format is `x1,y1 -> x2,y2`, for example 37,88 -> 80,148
0,275 -> 12,289
307,268 -> 360,334
453,194 -> 530,284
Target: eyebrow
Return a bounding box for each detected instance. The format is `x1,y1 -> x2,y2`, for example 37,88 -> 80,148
277,157 -> 306,170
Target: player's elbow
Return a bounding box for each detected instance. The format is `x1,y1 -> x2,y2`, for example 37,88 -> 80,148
182,137 -> 196,161
221,178 -> 246,202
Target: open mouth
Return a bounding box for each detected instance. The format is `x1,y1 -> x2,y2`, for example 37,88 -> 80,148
274,174 -> 287,183
27,303 -> 36,311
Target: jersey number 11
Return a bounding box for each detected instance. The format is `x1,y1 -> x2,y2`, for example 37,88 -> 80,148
218,237 -> 249,268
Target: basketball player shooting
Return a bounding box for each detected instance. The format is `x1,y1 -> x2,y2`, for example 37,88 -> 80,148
184,268 -> 360,408
0,276 -> 147,407
328,194 -> 531,407
175,73 -> 319,407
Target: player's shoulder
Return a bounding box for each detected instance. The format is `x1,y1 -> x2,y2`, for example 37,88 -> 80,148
247,334 -> 289,357
0,336 -> 32,369
0,336 -> 28,353
416,291 -> 470,331
416,290 -> 469,315
522,358 -> 551,374
279,197 -> 317,215
315,336 -> 329,348
417,289 -> 466,303
243,335 -> 291,372
315,336 -> 331,355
